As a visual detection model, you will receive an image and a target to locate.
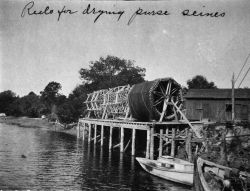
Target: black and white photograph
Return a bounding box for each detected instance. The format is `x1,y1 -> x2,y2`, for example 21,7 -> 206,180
0,0 -> 250,190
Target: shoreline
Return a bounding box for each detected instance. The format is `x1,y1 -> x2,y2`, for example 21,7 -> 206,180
0,116 -> 77,136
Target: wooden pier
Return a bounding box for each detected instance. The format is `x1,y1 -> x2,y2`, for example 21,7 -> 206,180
77,118 -> 205,160
77,78 -> 207,160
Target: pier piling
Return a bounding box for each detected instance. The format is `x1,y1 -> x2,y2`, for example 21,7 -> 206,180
159,129 -> 163,157
109,126 -> 113,150
146,129 -> 150,159
120,127 -> 124,152
82,123 -> 85,141
150,125 -> 155,159
77,119 -> 204,161
132,128 -> 136,156
171,127 -> 176,157
101,125 -> 104,146
94,124 -> 97,144
88,124 -> 91,143
77,122 -> 80,138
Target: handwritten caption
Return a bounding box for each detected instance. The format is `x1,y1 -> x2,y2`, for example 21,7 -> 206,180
21,1 -> 226,25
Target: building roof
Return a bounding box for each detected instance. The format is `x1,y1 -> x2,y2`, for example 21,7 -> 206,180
184,89 -> 250,99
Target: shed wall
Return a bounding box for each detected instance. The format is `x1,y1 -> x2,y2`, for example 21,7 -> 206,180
185,99 -> 250,122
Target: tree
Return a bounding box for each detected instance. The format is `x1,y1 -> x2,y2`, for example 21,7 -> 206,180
40,81 -> 62,113
9,92 -> 46,117
0,90 -> 17,115
79,55 -> 146,90
57,55 -> 146,123
187,75 -> 217,89
57,84 -> 87,123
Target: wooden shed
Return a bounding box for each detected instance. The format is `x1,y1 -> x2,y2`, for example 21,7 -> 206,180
184,89 -> 250,122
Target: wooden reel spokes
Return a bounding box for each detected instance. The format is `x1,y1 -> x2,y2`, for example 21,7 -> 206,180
152,80 -> 182,122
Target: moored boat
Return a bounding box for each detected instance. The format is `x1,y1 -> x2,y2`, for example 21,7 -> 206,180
136,156 -> 194,186
194,156 -> 250,191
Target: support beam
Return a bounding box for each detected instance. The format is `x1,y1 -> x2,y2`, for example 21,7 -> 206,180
124,139 -> 131,152
94,124 -> 97,144
88,124 -> 91,143
109,126 -> 113,150
101,125 -> 104,146
120,127 -> 124,152
150,125 -> 155,160
132,128 -> 136,156
171,127 -> 176,157
91,135 -> 100,141
113,143 -> 121,148
146,129 -> 150,158
159,129 -> 163,157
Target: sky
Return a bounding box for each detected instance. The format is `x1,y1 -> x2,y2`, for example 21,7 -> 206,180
1,0 -> 250,96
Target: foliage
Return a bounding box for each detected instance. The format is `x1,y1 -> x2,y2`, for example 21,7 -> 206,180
1,56 -> 146,124
0,90 -> 18,115
79,55 -> 146,90
40,81 -> 63,112
187,75 -> 217,89
8,92 -> 46,117
58,55 -> 146,123
57,85 -> 87,123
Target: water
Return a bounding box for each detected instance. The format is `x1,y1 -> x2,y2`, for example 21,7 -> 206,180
0,123 -> 191,191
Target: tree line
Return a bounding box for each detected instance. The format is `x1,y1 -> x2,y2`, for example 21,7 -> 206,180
0,55 -> 216,124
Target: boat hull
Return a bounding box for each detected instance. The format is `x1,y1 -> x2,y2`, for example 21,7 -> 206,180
193,156 -> 250,191
136,157 -> 193,186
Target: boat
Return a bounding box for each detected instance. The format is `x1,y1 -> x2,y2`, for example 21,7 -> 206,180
194,156 -> 250,191
136,156 -> 194,186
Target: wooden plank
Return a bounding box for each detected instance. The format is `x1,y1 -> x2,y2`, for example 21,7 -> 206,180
159,129 -> 163,157
120,127 -> 124,152
171,127 -> 175,157
132,128 -> 136,156
109,126 -> 113,150
79,118 -> 198,129
146,129 -> 150,159
159,82 -> 171,122
150,126 -> 155,160
101,125 -> 104,146
94,124 -> 97,144
88,123 -> 91,143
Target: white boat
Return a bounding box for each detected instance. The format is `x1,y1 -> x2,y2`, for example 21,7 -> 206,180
136,156 -> 194,186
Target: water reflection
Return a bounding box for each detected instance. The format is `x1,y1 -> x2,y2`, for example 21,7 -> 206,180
0,123 -> 191,191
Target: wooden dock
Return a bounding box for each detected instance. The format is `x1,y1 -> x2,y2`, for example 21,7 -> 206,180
77,118 -> 205,160
78,79 -> 208,160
